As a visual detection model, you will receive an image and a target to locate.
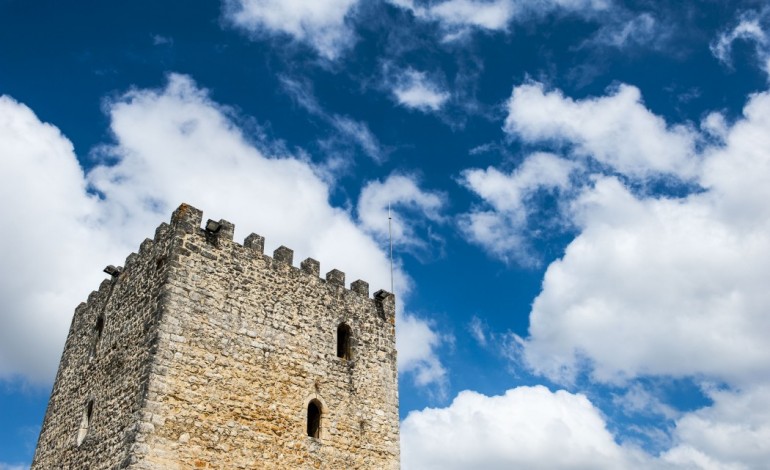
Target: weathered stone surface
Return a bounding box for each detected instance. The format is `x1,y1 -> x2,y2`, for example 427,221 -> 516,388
325,269 -> 345,287
32,203 -> 400,469
350,280 -> 369,297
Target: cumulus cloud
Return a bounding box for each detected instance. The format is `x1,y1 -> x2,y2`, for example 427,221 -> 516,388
392,69 -> 450,112
0,96 -> 122,383
0,74 -> 443,387
663,384 -> 770,469
402,383 -> 770,469
521,91 -> 770,386
398,313 -> 447,387
711,8 -> 770,79
401,386 -> 651,469
223,0 -> 360,59
504,82 -> 699,179
459,152 -> 576,265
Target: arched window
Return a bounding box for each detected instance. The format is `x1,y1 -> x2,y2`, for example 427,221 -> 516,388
77,399 -> 94,446
337,323 -> 351,360
90,315 -> 104,360
307,400 -> 321,438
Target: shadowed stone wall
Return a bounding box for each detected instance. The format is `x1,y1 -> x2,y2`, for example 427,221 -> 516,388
32,220 -> 176,469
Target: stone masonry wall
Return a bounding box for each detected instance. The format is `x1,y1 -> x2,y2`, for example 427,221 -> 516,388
128,205 -> 400,469
31,221 -> 177,469
32,203 -> 400,469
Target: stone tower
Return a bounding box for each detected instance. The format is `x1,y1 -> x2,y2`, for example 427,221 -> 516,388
31,204 -> 400,469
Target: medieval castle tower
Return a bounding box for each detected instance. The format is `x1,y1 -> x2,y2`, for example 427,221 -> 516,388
31,203 -> 400,469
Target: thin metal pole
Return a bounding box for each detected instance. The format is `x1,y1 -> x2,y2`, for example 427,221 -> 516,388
388,202 -> 394,294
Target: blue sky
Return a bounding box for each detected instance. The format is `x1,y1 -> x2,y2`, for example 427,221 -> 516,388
2,0 -> 770,468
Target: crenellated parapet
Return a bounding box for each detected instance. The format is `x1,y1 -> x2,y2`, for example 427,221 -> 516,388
164,202 -> 393,306
78,203 -> 395,323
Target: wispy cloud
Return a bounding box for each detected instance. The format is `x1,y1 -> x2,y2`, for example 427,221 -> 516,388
584,12 -> 665,50
151,34 -> 173,46
391,0 -> 611,41
391,68 -> 451,112
330,115 -> 386,162
711,7 -> 770,79
280,75 -> 387,163
467,315 -> 487,347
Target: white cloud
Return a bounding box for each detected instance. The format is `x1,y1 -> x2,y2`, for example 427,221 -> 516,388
520,91 -> 770,386
0,74 -> 443,387
392,0 -> 610,40
530,175 -> 770,385
398,313 -> 446,387
712,19 -> 766,63
711,8 -> 770,79
663,384 -> 770,470
0,463 -> 28,470
357,173 -> 446,248
330,115 -> 386,163
279,75 -> 323,115
587,12 -> 663,49
459,152 -> 576,265
468,315 -> 487,346
223,0 -> 359,59
701,111 -> 729,141
612,383 -> 678,420
403,383 -> 770,469
0,96 -> 122,383
392,69 -> 450,112
423,0 -> 517,32
152,34 -> 172,46
504,82 -> 699,179
401,386 -> 651,470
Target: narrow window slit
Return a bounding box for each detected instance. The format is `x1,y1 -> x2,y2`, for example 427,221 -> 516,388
307,400 -> 321,438
77,399 -> 94,446
337,323 -> 351,360
90,315 -> 105,360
